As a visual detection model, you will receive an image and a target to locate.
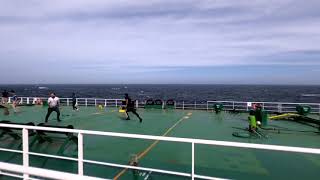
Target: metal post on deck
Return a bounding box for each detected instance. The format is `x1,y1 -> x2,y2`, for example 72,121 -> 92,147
78,133 -> 84,176
104,99 -> 107,107
94,99 -> 97,106
136,100 -> 139,108
67,98 -> 69,106
183,101 -> 185,110
232,101 -> 235,110
191,142 -> 195,180
22,128 -> 29,180
85,99 -> 88,107
206,102 -> 209,111
115,100 -> 118,107
26,98 -> 30,105
278,103 -> 282,113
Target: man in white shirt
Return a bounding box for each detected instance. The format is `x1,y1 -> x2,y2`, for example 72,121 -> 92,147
45,92 -> 61,122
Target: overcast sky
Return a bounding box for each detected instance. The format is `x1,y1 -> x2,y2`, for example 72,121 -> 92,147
1,0 -> 320,84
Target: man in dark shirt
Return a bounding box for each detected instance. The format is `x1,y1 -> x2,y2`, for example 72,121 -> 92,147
125,93 -> 142,123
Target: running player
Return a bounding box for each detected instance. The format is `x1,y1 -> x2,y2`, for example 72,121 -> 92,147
124,93 -> 142,123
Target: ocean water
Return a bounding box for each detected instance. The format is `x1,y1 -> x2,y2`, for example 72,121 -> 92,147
0,84 -> 320,103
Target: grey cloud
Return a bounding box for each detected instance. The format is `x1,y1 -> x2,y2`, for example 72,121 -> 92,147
0,0 -> 320,83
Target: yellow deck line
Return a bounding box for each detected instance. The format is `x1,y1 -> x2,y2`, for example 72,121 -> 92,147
113,112 -> 193,180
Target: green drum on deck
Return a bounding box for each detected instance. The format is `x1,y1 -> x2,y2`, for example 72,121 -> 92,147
43,101 -> 48,106
296,105 -> 311,116
255,109 -> 268,127
261,112 -> 268,126
213,104 -> 224,113
145,99 -> 163,109
153,99 -> 163,109
165,99 -> 175,109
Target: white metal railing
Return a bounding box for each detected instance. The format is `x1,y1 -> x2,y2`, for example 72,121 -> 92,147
7,97 -> 320,114
0,124 -> 320,180
207,100 -> 320,114
14,97 -> 123,108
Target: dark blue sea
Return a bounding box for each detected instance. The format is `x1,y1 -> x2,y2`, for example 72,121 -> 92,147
1,84 -> 320,103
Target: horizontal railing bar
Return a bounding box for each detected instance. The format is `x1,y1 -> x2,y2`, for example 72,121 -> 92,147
207,100 -> 320,106
0,148 -> 23,154
28,152 -> 79,162
84,159 -> 192,177
194,174 -> 230,180
0,162 -> 108,180
0,171 -> 25,179
194,139 -> 320,154
0,124 -> 320,155
16,97 -> 320,106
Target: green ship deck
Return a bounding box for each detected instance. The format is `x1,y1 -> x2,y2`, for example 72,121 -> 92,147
1,106 -> 320,180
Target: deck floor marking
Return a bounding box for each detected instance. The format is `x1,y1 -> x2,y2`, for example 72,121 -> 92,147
113,112 -> 193,180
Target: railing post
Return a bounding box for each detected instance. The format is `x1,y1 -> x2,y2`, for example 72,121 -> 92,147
262,103 -> 265,110
162,101 -> 164,109
206,101 -> 209,111
191,142 -> 195,180
136,100 -> 139,109
115,100 -> 118,107
67,98 -> 69,106
183,101 -> 185,110
94,99 -> 97,106
85,99 -> 88,107
105,99 -> 107,107
232,101 -> 235,110
20,97 -> 23,104
174,101 -> 177,109
78,133 -> 84,176
26,98 -> 30,105
278,103 -> 282,113
22,128 -> 29,180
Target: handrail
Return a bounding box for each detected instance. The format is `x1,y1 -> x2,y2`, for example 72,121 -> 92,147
14,97 -> 320,105
207,100 -> 320,106
0,124 -> 319,154
0,123 -> 320,180
7,96 -> 320,114
0,162 -> 108,180
207,100 -> 320,114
